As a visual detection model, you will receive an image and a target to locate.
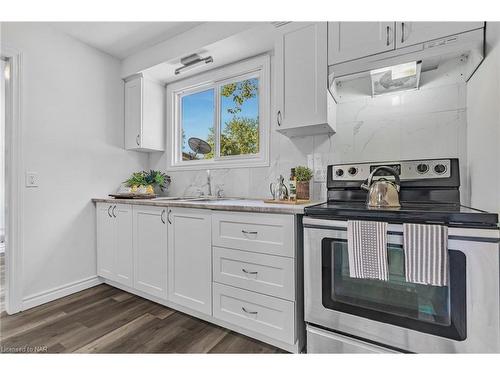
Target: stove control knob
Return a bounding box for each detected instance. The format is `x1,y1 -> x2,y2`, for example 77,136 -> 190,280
335,168 -> 344,177
434,164 -> 447,174
348,167 -> 358,176
416,163 -> 429,174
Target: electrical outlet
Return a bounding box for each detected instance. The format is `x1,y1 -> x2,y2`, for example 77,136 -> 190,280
25,172 -> 39,187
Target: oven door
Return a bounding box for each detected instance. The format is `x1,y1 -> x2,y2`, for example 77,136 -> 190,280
304,217 -> 500,353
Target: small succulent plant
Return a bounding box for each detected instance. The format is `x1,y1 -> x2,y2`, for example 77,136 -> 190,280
125,170 -> 171,192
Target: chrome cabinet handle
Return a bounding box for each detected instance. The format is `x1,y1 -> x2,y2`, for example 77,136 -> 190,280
241,230 -> 258,235
136,134 -> 140,146
277,111 -> 282,126
107,205 -> 112,217
167,209 -> 172,224
386,26 -> 391,46
161,209 -> 166,224
241,307 -> 258,315
112,205 -> 117,218
242,268 -> 258,275
401,22 -> 405,44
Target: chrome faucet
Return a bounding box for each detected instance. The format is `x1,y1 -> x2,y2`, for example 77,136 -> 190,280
205,169 -> 212,197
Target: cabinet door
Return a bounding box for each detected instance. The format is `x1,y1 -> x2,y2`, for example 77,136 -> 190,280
396,22 -> 484,48
275,22 -> 327,130
133,206 -> 168,299
124,77 -> 142,150
328,22 -> 395,65
168,208 -> 212,315
97,203 -> 115,280
113,204 -> 134,287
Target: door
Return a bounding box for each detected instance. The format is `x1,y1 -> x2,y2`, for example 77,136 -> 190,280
275,22 -> 327,130
168,208 -> 212,314
328,22 -> 395,65
304,218 -> 500,353
124,76 -> 142,150
133,206 -> 168,298
97,203 -> 115,280
113,204 -> 134,287
396,22 -> 484,48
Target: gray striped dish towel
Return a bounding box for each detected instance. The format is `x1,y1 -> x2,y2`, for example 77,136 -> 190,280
403,223 -> 448,286
347,220 -> 389,281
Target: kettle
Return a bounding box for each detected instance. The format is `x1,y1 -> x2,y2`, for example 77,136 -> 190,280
361,166 -> 401,208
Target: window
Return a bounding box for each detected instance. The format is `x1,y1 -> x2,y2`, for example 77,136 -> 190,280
167,55 -> 270,170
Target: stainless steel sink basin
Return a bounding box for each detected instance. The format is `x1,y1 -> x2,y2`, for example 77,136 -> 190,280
180,197 -> 232,202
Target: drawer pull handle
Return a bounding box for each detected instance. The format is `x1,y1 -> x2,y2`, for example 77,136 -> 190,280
242,268 -> 258,275
242,307 -> 258,315
242,230 -> 258,235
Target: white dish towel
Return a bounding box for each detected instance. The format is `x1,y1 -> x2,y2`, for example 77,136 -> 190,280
403,223 -> 448,286
347,220 -> 389,281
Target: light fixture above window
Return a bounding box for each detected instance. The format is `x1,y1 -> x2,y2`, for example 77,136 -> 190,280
370,61 -> 422,96
174,53 -> 214,75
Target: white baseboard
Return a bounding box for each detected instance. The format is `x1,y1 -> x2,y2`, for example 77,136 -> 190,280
22,276 -> 103,311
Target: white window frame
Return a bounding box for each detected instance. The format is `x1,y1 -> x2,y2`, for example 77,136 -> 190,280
166,54 -> 270,171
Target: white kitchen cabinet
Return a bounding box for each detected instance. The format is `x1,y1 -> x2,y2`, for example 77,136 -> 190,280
212,211 -> 295,257
133,206 -> 168,298
275,22 -> 334,137
96,203 -> 134,287
167,208 -> 212,315
396,22 -> 484,49
213,283 -> 295,345
124,74 -> 165,152
328,22 -> 395,65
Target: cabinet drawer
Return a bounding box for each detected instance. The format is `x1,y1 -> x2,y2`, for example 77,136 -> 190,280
213,283 -> 295,345
306,325 -> 398,353
213,247 -> 295,300
212,211 -> 295,257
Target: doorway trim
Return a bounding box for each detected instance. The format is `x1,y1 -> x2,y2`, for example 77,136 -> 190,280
2,45 -> 24,314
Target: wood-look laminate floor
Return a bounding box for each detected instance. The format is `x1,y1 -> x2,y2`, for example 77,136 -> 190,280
0,255 -> 286,353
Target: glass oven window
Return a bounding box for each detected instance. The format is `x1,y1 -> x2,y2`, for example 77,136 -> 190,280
322,238 -> 466,341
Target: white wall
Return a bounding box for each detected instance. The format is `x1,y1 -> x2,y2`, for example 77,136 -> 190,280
152,57 -> 469,203
1,23 -> 149,303
466,23 -> 500,214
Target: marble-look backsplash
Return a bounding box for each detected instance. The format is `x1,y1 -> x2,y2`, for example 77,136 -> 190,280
150,65 -> 469,204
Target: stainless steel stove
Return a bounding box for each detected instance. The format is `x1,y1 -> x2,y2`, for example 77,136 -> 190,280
303,158 -> 500,353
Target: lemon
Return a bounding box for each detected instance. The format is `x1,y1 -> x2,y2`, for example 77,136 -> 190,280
146,185 -> 154,195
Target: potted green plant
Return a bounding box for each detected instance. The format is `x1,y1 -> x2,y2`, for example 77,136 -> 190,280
124,170 -> 171,195
295,166 -> 313,200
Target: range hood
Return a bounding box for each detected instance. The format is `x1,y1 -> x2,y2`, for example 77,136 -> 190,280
329,28 -> 484,98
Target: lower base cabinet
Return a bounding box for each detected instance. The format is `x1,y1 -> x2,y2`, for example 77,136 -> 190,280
133,206 -> 168,299
96,203 -> 134,287
96,203 -> 301,352
167,208 -> 212,315
213,282 -> 295,345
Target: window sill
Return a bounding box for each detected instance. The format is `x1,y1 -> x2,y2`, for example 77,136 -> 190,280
167,158 -> 270,172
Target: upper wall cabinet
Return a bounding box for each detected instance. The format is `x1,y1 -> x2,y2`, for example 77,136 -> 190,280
275,22 -> 335,137
328,22 -> 395,65
124,75 -> 165,152
328,22 -> 485,68
396,22 -> 484,48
